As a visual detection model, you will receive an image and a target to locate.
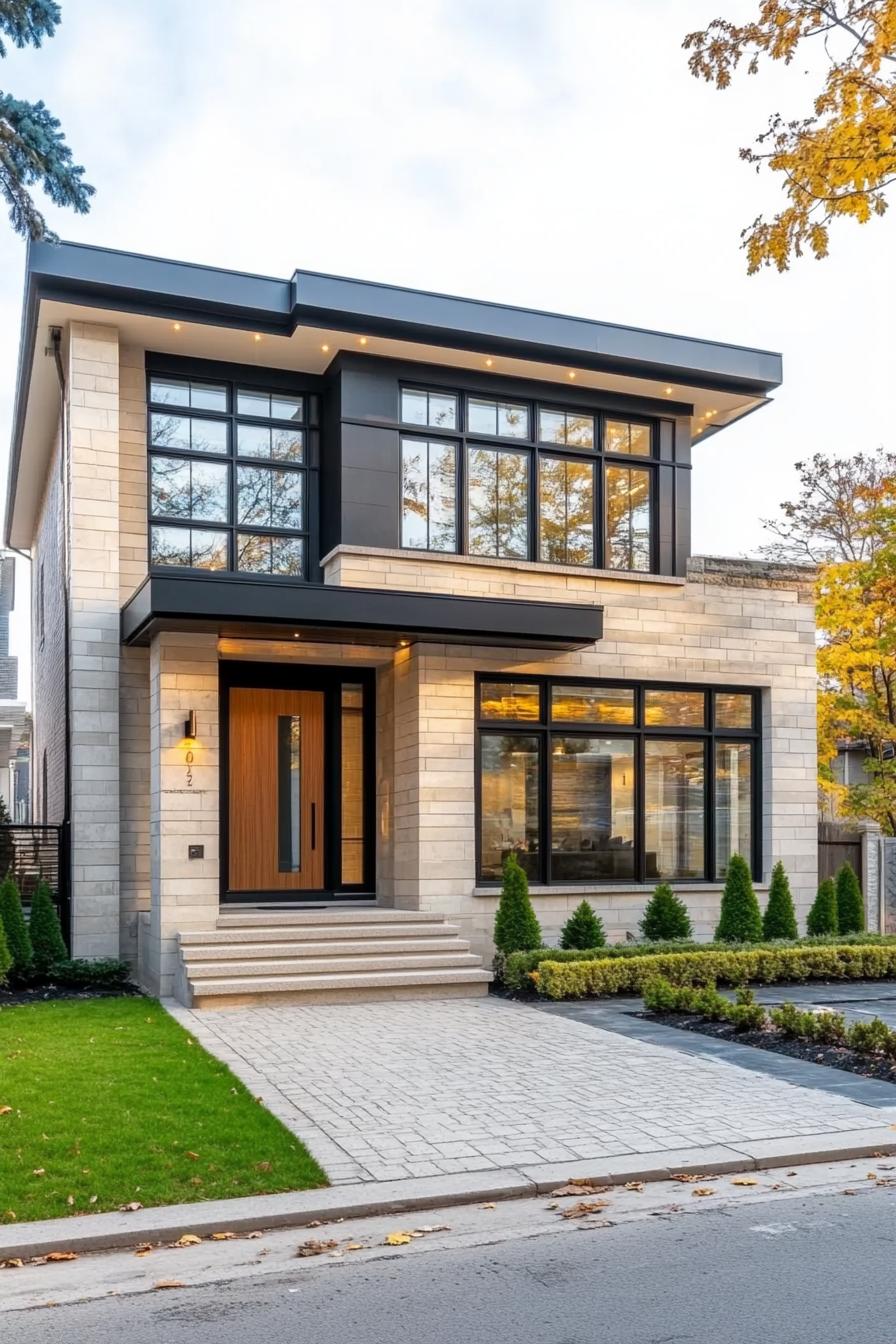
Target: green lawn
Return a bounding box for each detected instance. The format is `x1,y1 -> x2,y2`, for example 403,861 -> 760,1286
0,997 -> 327,1223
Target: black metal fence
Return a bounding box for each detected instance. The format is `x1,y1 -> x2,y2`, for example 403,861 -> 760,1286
0,824 -> 70,947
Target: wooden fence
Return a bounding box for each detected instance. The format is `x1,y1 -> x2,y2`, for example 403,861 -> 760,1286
818,822 -> 863,888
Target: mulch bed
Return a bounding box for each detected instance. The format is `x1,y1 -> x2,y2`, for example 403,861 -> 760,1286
640,1011 -> 896,1085
0,982 -> 142,1007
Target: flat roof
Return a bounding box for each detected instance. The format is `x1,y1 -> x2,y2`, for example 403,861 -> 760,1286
5,240 -> 784,548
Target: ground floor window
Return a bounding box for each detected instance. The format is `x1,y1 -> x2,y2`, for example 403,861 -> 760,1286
476,675 -> 759,884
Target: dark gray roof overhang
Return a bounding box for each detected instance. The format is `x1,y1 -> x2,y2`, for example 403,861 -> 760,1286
7,239 -> 784,548
120,574 -> 603,652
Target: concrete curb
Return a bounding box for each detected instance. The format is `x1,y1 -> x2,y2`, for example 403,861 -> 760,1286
2,1129 -> 895,1261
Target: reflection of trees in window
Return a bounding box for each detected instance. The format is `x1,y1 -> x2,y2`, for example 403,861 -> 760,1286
538,410 -> 595,449
150,456 -> 228,523
400,439 -> 457,552
237,465 -> 303,529
539,457 -> 594,565
479,733 -> 541,880
468,447 -> 529,559
605,465 -> 651,570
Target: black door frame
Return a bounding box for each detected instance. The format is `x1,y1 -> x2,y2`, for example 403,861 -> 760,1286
219,659 -> 376,902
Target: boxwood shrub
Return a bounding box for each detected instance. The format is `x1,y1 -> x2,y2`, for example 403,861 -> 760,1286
534,943 -> 896,1000
499,932 -> 896,993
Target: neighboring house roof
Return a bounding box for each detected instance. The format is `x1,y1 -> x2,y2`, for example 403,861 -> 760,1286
5,239 -> 784,549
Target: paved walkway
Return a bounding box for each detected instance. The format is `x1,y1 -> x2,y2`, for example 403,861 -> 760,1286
166,996 -> 896,1185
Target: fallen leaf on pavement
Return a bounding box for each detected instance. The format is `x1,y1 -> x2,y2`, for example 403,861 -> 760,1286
414,1225 -> 450,1234
246,1231 -> 263,1239
119,1202 -> 143,1212
345,1244 -> 366,1252
692,1188 -> 716,1198
174,1235 -> 202,1247
624,1182 -> 645,1193
842,1189 -> 859,1196
786,1171 -> 798,1176
134,1244 -> 153,1257
211,1232 -> 236,1241
670,1173 -> 707,1183
383,1233 -> 413,1246
479,1203 -> 496,1210
575,1219 -> 615,1230
1,1259 -> 24,1269
550,1182 -> 608,1197
44,1252 -> 78,1262
731,1178 -> 758,1187
297,1239 -> 339,1257
153,1279 -> 186,1290
560,1200 -> 611,1220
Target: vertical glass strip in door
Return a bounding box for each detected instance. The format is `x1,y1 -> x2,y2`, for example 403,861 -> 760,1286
277,715 -> 302,872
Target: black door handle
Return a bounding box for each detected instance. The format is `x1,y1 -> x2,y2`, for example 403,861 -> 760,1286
311,802 -> 317,850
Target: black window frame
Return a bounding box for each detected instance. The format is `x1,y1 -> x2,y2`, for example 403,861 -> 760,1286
474,674 -> 761,886
399,434 -> 460,554
146,359 -> 320,582
397,381 -> 659,573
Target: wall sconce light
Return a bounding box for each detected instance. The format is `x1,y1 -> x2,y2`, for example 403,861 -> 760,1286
183,710 -> 197,741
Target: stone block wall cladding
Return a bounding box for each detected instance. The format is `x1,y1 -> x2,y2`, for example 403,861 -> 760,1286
67,324 -> 121,959
323,546 -> 818,953
29,321 -> 817,971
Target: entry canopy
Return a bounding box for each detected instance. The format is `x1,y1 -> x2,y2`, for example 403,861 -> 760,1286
120,573 -> 604,652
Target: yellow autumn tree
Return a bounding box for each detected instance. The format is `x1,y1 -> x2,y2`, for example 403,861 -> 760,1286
816,478 -> 896,830
684,2 -> 896,271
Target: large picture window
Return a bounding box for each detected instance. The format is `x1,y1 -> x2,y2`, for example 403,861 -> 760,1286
477,676 -> 760,884
147,370 -> 312,578
400,385 -> 660,573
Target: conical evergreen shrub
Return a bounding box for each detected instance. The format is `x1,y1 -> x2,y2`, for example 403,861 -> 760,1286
0,872 -> 33,977
806,877 -> 838,935
640,883 -> 693,941
715,854 -> 763,943
0,919 -> 10,985
28,879 -> 67,976
493,852 -> 542,954
835,861 -> 864,934
762,861 -> 799,940
560,900 -> 605,950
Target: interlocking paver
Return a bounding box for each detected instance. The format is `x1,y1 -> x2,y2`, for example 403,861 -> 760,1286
165,996 -> 894,1184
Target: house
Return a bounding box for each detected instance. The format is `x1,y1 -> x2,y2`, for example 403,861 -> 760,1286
4,241 -> 817,1005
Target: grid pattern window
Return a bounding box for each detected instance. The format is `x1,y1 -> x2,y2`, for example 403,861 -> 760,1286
397,385 -> 662,573
147,372 -> 311,578
477,677 -> 760,885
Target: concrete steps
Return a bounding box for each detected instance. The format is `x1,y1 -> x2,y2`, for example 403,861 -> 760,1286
176,908 -> 491,1007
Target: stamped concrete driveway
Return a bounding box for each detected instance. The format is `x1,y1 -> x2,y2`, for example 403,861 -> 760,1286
166,995 -> 896,1185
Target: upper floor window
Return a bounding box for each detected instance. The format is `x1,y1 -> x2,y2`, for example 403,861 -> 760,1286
147,372 -> 310,579
400,437 -> 457,552
467,397 -> 529,440
398,386 -> 659,573
401,387 -> 458,430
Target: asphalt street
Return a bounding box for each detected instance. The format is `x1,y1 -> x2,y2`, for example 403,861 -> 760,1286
7,1174 -> 896,1344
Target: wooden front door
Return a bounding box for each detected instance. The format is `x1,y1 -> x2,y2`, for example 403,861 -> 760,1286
228,688 -> 325,892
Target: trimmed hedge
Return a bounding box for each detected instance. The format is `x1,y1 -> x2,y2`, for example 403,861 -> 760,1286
534,943 -> 896,1000
499,932 -> 896,993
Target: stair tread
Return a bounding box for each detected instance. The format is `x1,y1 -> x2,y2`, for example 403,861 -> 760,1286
216,909 -> 445,927
191,967 -> 493,995
181,923 -> 462,945
188,953 -> 482,978
183,937 -> 471,960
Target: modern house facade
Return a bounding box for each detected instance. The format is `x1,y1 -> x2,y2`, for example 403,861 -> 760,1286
5,241 -> 817,1003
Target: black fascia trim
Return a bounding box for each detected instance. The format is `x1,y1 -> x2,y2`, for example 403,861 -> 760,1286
120,573 -> 603,651
6,239 -> 783,545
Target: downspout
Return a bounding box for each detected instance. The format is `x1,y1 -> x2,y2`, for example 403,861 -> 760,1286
49,326 -> 73,938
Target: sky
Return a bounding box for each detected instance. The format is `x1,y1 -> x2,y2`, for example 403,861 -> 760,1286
0,0 -> 894,704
